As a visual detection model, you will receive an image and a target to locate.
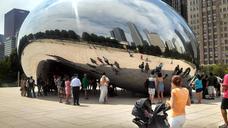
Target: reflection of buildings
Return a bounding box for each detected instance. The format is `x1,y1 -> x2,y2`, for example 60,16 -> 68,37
172,38 -> 184,53
165,40 -> 175,50
0,34 -> 4,60
188,0 -> 228,64
127,22 -> 144,46
174,29 -> 187,54
145,31 -> 166,52
110,27 -> 127,42
162,0 -> 188,21
4,8 -> 29,56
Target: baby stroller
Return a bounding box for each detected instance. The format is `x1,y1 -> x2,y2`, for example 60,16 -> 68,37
132,101 -> 170,128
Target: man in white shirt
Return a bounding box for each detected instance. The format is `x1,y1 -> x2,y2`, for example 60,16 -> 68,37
70,74 -> 81,105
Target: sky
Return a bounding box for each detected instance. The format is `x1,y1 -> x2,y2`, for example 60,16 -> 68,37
0,0 -> 45,35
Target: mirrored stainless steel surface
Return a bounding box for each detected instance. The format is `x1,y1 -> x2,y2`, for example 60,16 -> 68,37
17,0 -> 199,93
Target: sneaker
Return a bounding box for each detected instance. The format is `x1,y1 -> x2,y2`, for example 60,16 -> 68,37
219,124 -> 228,128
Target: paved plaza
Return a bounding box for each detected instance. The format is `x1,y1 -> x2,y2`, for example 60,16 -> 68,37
0,87 -> 225,128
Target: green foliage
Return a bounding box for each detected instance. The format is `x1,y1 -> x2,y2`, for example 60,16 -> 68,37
0,49 -> 19,80
201,64 -> 228,77
0,57 -> 10,79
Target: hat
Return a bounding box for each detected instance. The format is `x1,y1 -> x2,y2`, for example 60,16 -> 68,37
223,74 -> 228,86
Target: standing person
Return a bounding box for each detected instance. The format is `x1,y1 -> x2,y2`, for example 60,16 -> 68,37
208,73 -> 216,99
220,74 -> 228,128
99,73 -> 109,104
193,74 -> 203,104
70,74 -> 81,106
167,75 -> 191,128
65,76 -> 71,104
202,75 -> 208,99
82,74 -> 89,99
28,76 -> 36,98
157,72 -> 165,103
54,75 -> 64,103
20,77 -> 27,97
91,79 -> 97,95
145,71 -> 156,104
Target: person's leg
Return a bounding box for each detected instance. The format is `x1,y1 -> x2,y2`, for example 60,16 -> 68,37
72,87 -> 76,105
221,109 -> 228,125
157,90 -> 160,102
161,91 -> 164,102
76,87 -> 80,105
195,92 -> 199,103
199,91 -> 202,103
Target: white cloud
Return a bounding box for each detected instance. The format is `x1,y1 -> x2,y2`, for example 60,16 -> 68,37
0,0 -> 45,34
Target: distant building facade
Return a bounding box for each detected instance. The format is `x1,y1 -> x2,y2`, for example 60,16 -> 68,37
127,22 -> 144,46
4,37 -> 16,56
188,0 -> 228,64
0,34 -> 4,59
4,8 -> 29,56
162,0 -> 188,21
110,27 -> 127,42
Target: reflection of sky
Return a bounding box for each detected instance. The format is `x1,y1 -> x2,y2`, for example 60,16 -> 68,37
18,0 -> 197,57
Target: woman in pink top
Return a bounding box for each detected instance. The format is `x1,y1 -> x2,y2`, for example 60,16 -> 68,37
65,76 -> 71,104
220,74 -> 228,128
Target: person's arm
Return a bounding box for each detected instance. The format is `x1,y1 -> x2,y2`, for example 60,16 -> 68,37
166,90 -> 175,108
170,91 -> 175,109
222,85 -> 228,92
186,92 -> 191,106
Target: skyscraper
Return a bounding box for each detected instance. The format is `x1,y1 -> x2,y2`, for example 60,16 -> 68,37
188,0 -> 228,64
4,8 -> 29,56
127,22 -> 144,46
110,27 -> 127,42
0,34 -> 4,60
162,0 -> 188,21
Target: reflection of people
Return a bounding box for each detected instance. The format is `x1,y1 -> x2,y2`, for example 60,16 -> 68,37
99,73 -> 109,103
145,63 -> 150,73
167,75 -> 191,128
70,74 -> 81,105
220,74 -> 228,128
139,62 -> 144,72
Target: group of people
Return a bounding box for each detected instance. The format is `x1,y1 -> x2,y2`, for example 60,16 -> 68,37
20,72 -> 113,105
134,73 -> 228,128
144,71 -> 167,104
20,76 -> 36,98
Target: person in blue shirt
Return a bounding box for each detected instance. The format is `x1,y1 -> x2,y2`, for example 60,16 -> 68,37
193,74 -> 203,104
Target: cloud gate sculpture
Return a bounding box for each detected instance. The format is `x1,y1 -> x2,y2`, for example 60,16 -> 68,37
17,0 -> 199,93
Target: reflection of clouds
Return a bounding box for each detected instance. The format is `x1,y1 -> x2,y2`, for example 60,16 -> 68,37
18,0 -> 197,57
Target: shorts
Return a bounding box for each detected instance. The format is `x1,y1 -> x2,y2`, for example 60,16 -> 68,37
158,83 -> 164,92
148,88 -> 155,96
221,98 -> 228,109
169,115 -> 186,128
207,86 -> 215,95
196,88 -> 203,93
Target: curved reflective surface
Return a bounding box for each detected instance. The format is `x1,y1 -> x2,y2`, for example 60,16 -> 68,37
17,0 -> 198,93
